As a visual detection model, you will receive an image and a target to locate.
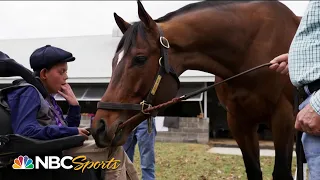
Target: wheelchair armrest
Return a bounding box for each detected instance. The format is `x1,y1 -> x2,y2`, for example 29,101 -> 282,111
0,134 -> 86,157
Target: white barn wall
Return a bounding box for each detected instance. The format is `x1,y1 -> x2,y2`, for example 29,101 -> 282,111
0,35 -> 119,83
0,34 -> 214,83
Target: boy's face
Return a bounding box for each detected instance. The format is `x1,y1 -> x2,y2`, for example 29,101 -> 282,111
40,62 -> 68,94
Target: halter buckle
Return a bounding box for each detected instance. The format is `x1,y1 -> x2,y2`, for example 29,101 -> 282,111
140,100 -> 152,114
160,36 -> 170,49
159,57 -> 163,67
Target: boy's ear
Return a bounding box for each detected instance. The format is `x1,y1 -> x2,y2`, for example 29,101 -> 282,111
39,69 -> 47,80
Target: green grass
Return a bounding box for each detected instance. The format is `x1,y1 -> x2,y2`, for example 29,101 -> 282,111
132,142 -> 297,180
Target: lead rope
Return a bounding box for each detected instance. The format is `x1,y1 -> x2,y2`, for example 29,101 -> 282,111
118,62 -> 273,129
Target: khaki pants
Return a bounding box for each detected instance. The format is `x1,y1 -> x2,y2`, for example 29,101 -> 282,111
62,140 -> 139,180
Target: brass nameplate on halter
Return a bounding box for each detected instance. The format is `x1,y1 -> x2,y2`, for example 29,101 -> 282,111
151,75 -> 162,95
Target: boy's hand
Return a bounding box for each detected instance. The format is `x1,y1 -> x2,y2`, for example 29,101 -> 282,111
58,83 -> 79,106
78,128 -> 90,140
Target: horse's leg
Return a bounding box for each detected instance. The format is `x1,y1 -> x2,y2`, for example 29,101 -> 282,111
227,113 -> 262,180
271,94 -> 294,180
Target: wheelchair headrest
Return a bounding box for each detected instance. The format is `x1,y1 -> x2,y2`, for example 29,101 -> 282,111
0,51 -> 48,98
0,52 -> 9,60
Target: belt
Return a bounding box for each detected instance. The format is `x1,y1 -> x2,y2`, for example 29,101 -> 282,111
298,79 -> 320,101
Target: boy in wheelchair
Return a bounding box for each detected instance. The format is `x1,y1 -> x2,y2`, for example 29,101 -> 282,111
0,46 -> 138,180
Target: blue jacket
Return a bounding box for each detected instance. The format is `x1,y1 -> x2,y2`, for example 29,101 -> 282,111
7,86 -> 81,140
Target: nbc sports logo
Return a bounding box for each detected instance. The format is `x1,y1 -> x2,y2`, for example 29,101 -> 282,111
11,155 -> 121,172
12,155 -> 34,169
11,155 -> 71,170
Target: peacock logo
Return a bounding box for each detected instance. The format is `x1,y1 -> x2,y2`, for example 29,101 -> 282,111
12,155 -> 34,169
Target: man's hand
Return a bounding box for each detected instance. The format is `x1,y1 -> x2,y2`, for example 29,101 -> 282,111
269,53 -> 289,75
58,83 -> 79,106
295,103 -> 320,135
78,128 -> 90,140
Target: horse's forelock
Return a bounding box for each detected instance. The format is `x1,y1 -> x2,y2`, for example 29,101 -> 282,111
112,22 -> 150,66
122,22 -> 148,55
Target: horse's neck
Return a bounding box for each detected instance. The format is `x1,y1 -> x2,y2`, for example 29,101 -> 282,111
162,8 -> 254,79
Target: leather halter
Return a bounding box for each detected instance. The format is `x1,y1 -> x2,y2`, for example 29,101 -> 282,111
97,25 -> 180,116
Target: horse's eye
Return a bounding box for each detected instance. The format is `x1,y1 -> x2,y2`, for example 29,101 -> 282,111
133,56 -> 147,66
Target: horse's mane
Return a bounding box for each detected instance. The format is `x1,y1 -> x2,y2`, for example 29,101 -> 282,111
113,0 -> 257,64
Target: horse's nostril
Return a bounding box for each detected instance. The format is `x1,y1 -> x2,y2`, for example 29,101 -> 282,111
93,119 -> 109,148
96,119 -> 106,135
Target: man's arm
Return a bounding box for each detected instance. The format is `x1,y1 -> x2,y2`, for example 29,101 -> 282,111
270,2 -> 320,117
310,91 -> 320,115
288,1 -> 320,116
7,86 -> 79,140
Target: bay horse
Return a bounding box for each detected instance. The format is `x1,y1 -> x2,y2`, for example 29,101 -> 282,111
91,0 -> 301,179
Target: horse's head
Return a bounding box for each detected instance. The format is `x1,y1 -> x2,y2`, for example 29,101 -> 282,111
91,0 -> 180,148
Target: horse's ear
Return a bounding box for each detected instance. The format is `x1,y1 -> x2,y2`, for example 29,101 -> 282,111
114,13 -> 131,34
137,0 -> 157,30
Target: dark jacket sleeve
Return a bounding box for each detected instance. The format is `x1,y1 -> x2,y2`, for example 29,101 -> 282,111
7,86 -> 79,140
61,104 -> 81,127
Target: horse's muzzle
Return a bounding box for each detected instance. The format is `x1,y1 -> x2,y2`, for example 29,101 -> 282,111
92,119 -> 110,148
92,118 -> 127,148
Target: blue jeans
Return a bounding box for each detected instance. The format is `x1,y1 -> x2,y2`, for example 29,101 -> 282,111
123,118 -> 157,180
299,95 -> 320,179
